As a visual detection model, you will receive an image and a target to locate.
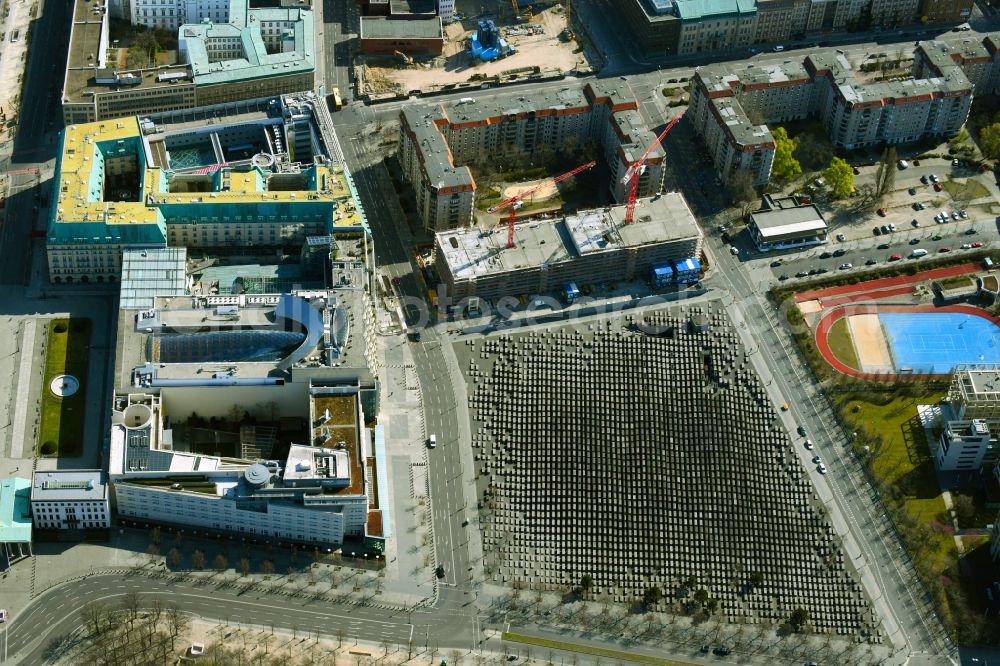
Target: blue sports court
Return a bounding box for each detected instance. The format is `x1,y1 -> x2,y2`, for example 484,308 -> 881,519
878,312 -> 1000,374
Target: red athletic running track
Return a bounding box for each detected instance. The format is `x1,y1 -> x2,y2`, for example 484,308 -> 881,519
794,262 -> 980,303
815,304 -> 1000,380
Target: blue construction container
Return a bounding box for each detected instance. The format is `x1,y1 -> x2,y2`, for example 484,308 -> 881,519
650,263 -> 674,288
673,257 -> 701,285
563,282 -> 581,303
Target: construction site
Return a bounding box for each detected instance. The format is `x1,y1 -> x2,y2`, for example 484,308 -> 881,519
357,1 -> 592,98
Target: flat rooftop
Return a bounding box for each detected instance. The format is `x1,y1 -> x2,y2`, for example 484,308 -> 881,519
960,366 -> 1000,397
0,478 -> 32,543
360,16 -> 443,39
749,205 -> 827,239
284,444 -> 351,482
31,470 -> 108,502
438,192 -> 701,280
402,81 -> 655,191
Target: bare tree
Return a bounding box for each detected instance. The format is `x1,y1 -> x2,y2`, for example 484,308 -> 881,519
167,547 -> 182,569
262,559 -> 275,578
239,557 -> 251,578
79,601 -> 107,637
214,553 -> 229,575
119,591 -> 141,629
192,549 -> 206,570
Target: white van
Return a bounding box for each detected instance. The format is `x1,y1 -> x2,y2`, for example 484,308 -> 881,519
910,248 -> 928,257
773,45 -> 785,52
428,434 -> 437,448
898,159 -> 909,169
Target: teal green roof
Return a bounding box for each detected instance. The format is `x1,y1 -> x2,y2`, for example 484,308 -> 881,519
0,478 -> 32,543
178,0 -> 315,87
675,0 -> 756,20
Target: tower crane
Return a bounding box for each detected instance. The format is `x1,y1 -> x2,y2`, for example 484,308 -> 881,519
488,160 -> 597,249
620,114 -> 680,225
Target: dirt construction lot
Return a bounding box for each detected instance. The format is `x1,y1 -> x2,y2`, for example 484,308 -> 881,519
367,4 -> 586,92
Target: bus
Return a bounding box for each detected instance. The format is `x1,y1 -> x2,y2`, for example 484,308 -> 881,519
331,87 -> 343,110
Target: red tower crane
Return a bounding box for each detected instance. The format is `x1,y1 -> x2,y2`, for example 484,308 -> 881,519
621,115 -> 680,225
488,160 -> 597,249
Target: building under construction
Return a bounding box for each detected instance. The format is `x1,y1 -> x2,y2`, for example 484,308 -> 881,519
397,81 -> 667,231
433,192 -> 703,301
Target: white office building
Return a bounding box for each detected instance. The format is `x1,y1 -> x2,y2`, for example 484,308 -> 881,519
128,0 -> 232,30
30,470 -> 111,530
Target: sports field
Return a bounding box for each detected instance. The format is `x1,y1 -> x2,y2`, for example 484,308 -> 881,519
879,312 -> 1000,373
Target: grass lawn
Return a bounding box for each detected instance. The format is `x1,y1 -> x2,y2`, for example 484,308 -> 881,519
942,178 -> 989,202
38,318 -> 91,457
825,317 -> 860,371
837,393 -> 956,577
502,632 -> 692,666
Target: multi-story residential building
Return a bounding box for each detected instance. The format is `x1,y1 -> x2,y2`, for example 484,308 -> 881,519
47,95 -> 368,283
688,50 -> 972,185
398,82 -> 666,231
918,0 -> 974,25
434,193 -> 704,301
62,0 -> 314,124
623,0 -> 968,57
128,0 -> 231,30
914,38 -> 1000,95
932,365 -> 1000,474
30,471 -> 111,530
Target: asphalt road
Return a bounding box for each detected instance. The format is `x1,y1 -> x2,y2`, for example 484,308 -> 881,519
703,231 -> 954,663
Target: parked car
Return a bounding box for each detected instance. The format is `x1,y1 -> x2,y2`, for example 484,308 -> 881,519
797,425 -> 807,436
730,247 -> 740,255
939,247 -> 951,253
839,262 -> 853,269
889,253 -> 902,261
972,241 -> 984,248
778,274 -> 789,280
820,251 -> 833,258
911,219 -> 920,227
877,243 -> 890,249
836,233 -> 846,241
873,227 -> 882,236
908,187 -> 917,195
770,260 -> 783,267
930,173 -> 939,182
965,228 -> 977,235
804,439 -> 814,450
959,210 -> 968,219
866,258 -> 877,265
877,208 -> 887,217
852,166 -> 861,175
933,182 -> 943,192
920,175 -> 929,184
909,238 -> 920,245
812,455 -> 822,464
796,271 -> 809,277
961,243 -> 973,249
817,463 -> 827,475
833,249 -> 846,257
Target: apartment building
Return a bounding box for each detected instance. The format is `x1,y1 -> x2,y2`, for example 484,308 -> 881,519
932,365 -> 1000,474
688,50 -> 972,186
48,96 -> 366,284
434,193 -> 704,301
623,0 -> 966,57
63,0 -> 314,124
30,471 -> 111,530
915,37 -> 1000,95
398,82 -> 665,231
918,0 -> 974,24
